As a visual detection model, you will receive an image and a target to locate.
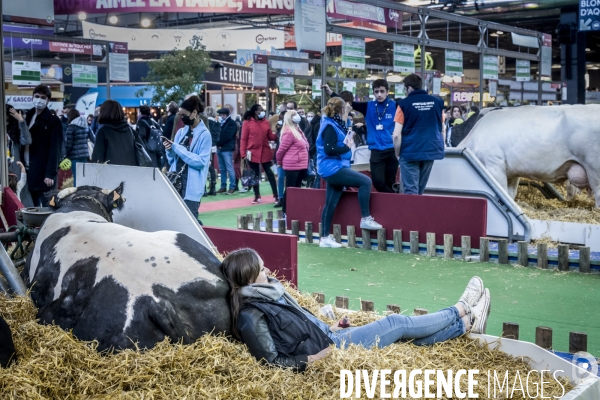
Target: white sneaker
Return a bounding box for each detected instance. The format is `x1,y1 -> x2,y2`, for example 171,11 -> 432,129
320,235 -> 342,248
458,276 -> 484,315
360,216 -> 382,230
470,288 -> 491,334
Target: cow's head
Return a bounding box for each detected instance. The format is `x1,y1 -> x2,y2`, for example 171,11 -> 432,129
48,182 -> 126,221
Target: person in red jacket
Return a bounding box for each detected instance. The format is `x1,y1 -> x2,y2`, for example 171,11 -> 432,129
241,104 -> 278,204
276,110 -> 309,215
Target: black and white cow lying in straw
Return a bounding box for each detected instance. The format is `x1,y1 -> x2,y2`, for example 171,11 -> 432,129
23,183 -> 231,351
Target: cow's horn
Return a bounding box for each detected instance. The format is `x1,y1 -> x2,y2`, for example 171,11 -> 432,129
57,187 -> 78,199
113,192 -> 121,201
49,197 -> 56,207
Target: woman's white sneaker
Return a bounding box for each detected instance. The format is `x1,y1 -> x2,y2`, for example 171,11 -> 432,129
470,288 -> 491,334
458,276 -> 484,315
320,235 -> 342,248
360,216 -> 382,230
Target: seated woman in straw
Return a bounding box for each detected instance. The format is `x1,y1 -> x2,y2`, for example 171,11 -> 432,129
221,248 -> 491,372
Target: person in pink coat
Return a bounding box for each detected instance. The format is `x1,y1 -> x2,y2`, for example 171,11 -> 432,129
241,104 -> 278,204
276,110 -> 309,215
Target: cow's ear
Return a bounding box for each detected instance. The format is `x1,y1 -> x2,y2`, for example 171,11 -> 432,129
49,196 -> 56,207
113,181 -> 125,195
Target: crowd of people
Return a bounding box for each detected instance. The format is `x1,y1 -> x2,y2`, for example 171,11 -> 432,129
6,73 -> 450,238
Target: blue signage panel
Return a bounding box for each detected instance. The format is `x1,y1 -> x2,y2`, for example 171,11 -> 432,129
579,0 -> 600,31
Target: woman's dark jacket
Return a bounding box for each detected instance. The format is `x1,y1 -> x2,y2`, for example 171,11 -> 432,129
65,116 -> 94,160
25,107 -> 63,192
238,300 -> 333,372
91,120 -> 137,166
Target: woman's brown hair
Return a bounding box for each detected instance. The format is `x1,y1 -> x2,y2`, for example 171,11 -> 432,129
98,100 -> 125,124
321,97 -> 345,118
221,248 -> 262,339
67,108 -> 81,123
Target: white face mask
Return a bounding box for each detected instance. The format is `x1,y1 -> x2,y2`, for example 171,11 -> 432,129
258,111 -> 266,119
307,116 -> 313,123
277,120 -> 283,126
32,97 -> 47,110
292,115 -> 301,124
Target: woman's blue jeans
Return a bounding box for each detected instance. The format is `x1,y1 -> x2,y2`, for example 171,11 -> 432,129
328,307 -> 464,349
277,165 -> 285,199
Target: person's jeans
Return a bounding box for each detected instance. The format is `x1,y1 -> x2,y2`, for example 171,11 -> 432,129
277,165 -> 285,200
70,157 -> 88,187
329,307 -> 464,349
282,169 -> 307,214
369,148 -> 398,193
184,199 -> 203,225
217,150 -> 236,190
321,168 -> 372,236
400,159 -> 435,195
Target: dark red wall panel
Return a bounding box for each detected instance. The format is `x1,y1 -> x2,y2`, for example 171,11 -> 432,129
286,188 -> 487,246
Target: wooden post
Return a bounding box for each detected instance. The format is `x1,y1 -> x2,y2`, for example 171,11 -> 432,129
377,229 -> 387,252
305,222 -> 313,244
517,241 -> 529,266
393,230 -> 402,253
461,236 -> 471,260
246,213 -> 253,225
414,308 -> 428,316
333,224 -> 342,243
291,220 -> 300,238
444,234 -> 453,259
535,326 -> 553,349
253,217 -> 261,232
313,292 -> 325,304
319,223 -> 323,239
426,232 -> 436,257
579,246 -> 591,273
257,212 -> 263,222
265,218 -> 273,233
335,296 -> 349,309
558,244 -> 569,271
240,215 -> 249,230
410,231 -> 419,254
537,243 -> 548,269
386,304 -> 401,314
347,226 -> 356,248
361,300 -> 374,312
278,219 -> 286,234
498,239 -> 509,264
362,229 -> 371,250
276,210 -> 283,220
480,237 -> 489,262
267,211 -> 273,220
502,322 -> 519,340
237,215 -> 242,229
569,332 -> 588,353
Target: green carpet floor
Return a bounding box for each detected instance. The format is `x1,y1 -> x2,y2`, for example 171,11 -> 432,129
201,191 -> 600,356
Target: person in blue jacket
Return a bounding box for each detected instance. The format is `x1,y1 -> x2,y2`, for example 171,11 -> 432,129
316,97 -> 383,248
393,74 -> 445,195
163,95 -> 211,224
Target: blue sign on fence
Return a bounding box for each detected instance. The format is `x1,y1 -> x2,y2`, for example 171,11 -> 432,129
579,0 -> 600,31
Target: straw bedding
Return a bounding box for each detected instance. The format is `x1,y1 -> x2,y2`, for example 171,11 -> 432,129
0,284 -> 573,399
516,181 -> 599,225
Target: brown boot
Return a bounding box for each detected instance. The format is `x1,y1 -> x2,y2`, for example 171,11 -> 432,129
216,188 -> 227,194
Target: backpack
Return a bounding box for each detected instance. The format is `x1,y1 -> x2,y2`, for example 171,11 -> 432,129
144,120 -> 164,153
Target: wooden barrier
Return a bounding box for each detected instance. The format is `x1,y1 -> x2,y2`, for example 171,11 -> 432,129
536,326 -> 553,350
444,234 -> 453,259
498,239 -> 509,264
393,230 -> 402,253
537,243 -> 548,269
480,237 -> 489,262
265,218 -> 273,233
253,217 -> 260,232
569,332 -> 587,353
335,296 -> 349,309
502,322 -> 519,340
461,236 -> 471,260
378,229 -> 387,252
313,292 -> 325,304
291,220 -> 300,238
558,244 -> 569,271
305,222 -> 313,244
426,233 -> 436,257
410,231 -> 419,255
518,241 -> 528,266
347,226 -> 356,248
387,304 -> 401,314
361,300 -> 374,312
580,247 -> 591,273
333,224 -> 342,244
278,219 -> 286,234
362,229 -> 371,250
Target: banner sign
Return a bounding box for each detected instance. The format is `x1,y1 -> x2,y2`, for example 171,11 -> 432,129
204,62 -> 253,86
82,21 -> 284,52
6,95 -> 61,111
343,81 -> 357,95
483,55 -> 499,80
432,77 -> 441,95
75,92 -> 98,116
579,0 -> 600,31
252,54 -> 268,88
72,64 -> 98,88
445,50 -> 463,77
312,79 -> 322,98
284,23 -> 380,49
341,35 -> 365,70
278,77 -> 295,94
394,84 -> 406,98
12,61 -> 41,86
489,81 -> 497,97
393,43 -> 414,73
294,0 -> 326,53
50,41 -> 103,55
109,42 -> 129,82
541,33 -> 552,77
328,0 -> 401,28
2,25 -> 52,50
515,59 -> 530,82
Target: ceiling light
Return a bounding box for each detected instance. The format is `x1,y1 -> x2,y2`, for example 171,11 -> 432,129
78,12 -> 87,21
490,33 -> 498,37
364,55 -> 371,58
496,31 -> 504,35
586,48 -> 591,52
141,18 -> 151,28
109,16 -> 118,24
58,26 -> 65,31
229,53 -> 236,56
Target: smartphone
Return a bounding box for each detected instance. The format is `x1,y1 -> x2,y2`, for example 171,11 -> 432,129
160,136 -> 172,143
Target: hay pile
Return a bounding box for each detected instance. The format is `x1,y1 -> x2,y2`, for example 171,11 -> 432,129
0,286 -> 573,399
516,181 -> 600,224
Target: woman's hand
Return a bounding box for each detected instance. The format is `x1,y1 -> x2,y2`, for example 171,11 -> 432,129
9,108 -> 24,122
320,84 -> 333,96
16,161 -> 25,173
307,347 -> 331,363
162,137 -> 173,151
329,322 -> 344,332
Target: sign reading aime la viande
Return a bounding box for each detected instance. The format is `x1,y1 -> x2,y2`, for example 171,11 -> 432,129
54,0 -> 401,27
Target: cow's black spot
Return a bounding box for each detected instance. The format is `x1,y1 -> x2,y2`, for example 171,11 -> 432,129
150,257 -> 155,261
164,257 -> 169,260
166,261 -> 170,264
87,220 -> 102,223
128,244 -> 133,247
84,242 -> 88,244
152,263 -> 157,267
106,252 -> 111,257
144,259 -> 149,262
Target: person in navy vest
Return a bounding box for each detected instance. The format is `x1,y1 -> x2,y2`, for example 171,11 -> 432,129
316,97 -> 383,248
322,80 -> 398,193
392,74 -> 446,195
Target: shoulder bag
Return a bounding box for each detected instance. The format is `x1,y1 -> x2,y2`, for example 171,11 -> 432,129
131,127 -> 152,167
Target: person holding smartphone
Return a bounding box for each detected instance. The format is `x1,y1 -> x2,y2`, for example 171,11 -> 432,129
163,96 -> 211,223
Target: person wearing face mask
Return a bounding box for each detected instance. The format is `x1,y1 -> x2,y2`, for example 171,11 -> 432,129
216,108 -> 238,194
276,110 -> 309,216
163,96 -> 212,223
273,110 -> 286,207
24,85 -> 63,207
241,104 -> 278,204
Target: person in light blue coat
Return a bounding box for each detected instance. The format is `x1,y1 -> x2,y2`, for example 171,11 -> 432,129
164,96 -> 211,224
